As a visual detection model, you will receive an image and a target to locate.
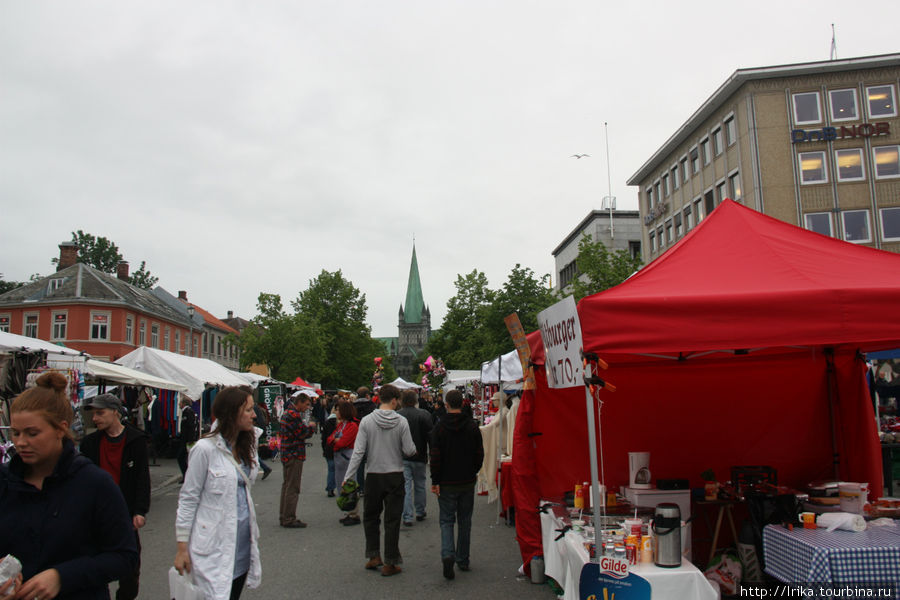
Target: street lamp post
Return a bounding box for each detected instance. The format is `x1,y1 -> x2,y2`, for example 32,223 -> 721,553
187,305 -> 195,357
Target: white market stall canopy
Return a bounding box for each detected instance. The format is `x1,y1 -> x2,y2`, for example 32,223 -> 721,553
443,369 -> 481,388
233,371 -> 282,388
85,359 -> 190,395
388,377 -> 421,389
0,330 -> 87,369
116,346 -> 248,400
480,350 -> 524,384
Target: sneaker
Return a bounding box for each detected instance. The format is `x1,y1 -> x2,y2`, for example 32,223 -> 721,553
281,521 -> 306,528
442,557 -> 455,580
341,516 -> 361,526
261,470 -> 271,481
416,512 -> 426,521
381,564 -> 402,577
457,563 -> 470,571
326,490 -> 335,497
403,521 -> 413,527
365,556 -> 383,570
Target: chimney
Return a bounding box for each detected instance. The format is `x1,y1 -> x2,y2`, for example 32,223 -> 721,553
227,310 -> 234,319
116,260 -> 129,281
57,241 -> 78,271
178,291 -> 188,301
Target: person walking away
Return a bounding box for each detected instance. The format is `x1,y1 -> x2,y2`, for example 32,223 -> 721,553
430,389 -> 484,580
352,387 -> 376,494
0,372 -> 137,600
252,399 -> 272,480
343,384 -> 417,576
328,400 -> 361,525
398,389 -> 432,526
278,389 -> 317,528
321,401 -> 338,497
176,396 -> 199,481
174,386 -> 262,600
80,393 -> 151,600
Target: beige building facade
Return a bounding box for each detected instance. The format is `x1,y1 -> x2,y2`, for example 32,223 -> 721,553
629,53 -> 900,261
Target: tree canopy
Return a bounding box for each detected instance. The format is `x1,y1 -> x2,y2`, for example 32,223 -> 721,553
52,230 -> 159,289
569,234 -> 642,301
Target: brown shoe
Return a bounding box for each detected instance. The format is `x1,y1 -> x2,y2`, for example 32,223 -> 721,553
365,556 -> 384,570
381,564 -> 402,577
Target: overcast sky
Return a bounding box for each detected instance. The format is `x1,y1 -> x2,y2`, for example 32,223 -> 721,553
2,1 -> 898,338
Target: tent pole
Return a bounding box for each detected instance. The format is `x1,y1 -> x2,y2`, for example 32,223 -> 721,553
584,382 -> 602,563
496,354 -> 503,526
825,348 -> 841,480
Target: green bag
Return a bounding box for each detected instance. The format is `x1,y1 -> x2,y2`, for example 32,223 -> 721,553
337,479 -> 359,511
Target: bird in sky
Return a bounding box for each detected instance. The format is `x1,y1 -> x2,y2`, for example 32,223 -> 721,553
571,154 -> 590,159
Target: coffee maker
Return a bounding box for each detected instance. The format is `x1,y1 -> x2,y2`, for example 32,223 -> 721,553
628,452 -> 652,489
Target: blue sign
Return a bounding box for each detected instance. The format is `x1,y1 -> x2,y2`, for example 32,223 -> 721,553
579,562 -> 651,600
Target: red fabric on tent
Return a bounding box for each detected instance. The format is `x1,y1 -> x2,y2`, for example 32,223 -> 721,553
510,360 -> 543,573
290,376 -> 311,387
510,200 -> 897,566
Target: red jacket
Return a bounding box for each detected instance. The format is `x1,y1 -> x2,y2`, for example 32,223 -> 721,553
327,420 -> 358,452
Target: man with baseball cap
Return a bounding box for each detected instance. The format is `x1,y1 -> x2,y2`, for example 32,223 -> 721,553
80,393 -> 151,600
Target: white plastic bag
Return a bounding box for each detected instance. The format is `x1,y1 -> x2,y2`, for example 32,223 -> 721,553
168,566 -> 202,600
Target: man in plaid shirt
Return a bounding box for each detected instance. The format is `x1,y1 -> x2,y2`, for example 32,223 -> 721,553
278,389 -> 317,528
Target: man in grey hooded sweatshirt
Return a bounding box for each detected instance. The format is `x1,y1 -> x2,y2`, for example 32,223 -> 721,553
344,384 -> 417,576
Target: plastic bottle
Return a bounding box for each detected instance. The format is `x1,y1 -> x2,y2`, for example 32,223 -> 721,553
574,483 -> 584,509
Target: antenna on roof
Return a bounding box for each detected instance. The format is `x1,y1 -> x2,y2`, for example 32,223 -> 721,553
830,24 -> 837,61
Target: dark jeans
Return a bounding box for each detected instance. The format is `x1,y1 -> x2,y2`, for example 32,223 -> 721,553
259,458 -> 272,475
325,457 -> 335,492
230,572 -> 247,600
176,441 -> 189,476
115,529 -> 141,600
438,487 -> 475,567
362,472 -> 405,565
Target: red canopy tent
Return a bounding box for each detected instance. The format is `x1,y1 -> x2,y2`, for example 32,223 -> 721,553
511,199 -> 900,569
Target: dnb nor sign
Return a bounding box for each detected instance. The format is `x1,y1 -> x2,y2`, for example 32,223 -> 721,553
791,121 -> 890,143
537,295 -> 583,389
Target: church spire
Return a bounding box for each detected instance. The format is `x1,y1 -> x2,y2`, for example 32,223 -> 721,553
402,244 -> 425,324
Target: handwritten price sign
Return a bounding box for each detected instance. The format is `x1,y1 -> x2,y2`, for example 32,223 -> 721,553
537,296 -> 584,389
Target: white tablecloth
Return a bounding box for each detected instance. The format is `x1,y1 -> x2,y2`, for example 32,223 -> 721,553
540,507 -> 717,600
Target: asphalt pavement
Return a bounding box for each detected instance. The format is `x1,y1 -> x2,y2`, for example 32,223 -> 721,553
133,433 -> 557,599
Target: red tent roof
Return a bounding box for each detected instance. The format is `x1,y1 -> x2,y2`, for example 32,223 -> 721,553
290,376 -> 311,387
579,199 -> 900,356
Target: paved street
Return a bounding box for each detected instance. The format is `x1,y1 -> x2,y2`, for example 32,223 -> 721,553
133,434 -> 555,599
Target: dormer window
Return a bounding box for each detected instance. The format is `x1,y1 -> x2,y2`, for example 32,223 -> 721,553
48,278 -> 65,292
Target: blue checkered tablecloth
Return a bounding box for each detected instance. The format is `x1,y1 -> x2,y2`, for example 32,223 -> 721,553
763,523 -> 900,591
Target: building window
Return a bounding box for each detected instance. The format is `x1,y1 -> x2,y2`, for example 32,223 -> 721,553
217,336 -> 222,356
716,180 -> 727,203
52,312 -> 67,341
792,92 -> 821,124
690,147 -> 700,174
674,212 -> 683,237
125,316 -> 133,344
656,226 -> 664,249
47,278 -> 64,293
662,174 -> 669,197
649,232 -> 656,253
164,327 -> 170,351
704,190 -> 715,217
654,181 -> 661,205
90,312 -> 110,341
645,187 -> 654,211
700,138 -> 710,165
881,207 -> 900,242
873,145 -> 900,179
694,198 -> 704,223
671,165 -> 679,190
829,89 -> 858,122
835,148 -> 865,181
684,205 -> 694,230
712,128 -> 723,156
151,324 -> 159,348
799,151 -> 827,184
628,240 -> 641,260
24,314 -> 38,338
724,115 -> 736,146
680,157 -> 689,183
560,259 -> 579,287
728,171 -> 742,200
139,320 -> 146,346
664,219 -> 673,244
0,315 -> 9,333
203,333 -> 208,353
842,210 -> 871,243
866,84 -> 897,118
805,212 -> 832,237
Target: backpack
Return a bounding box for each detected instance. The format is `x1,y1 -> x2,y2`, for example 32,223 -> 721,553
336,479 -> 359,511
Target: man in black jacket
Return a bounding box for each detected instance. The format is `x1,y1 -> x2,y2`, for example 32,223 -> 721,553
430,389 -> 484,580
398,389 -> 432,526
80,393 -> 150,600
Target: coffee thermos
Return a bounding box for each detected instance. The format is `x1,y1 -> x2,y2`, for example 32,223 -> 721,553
652,503 -> 682,568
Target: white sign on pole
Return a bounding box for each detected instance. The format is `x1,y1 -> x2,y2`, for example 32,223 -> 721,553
537,295 -> 583,389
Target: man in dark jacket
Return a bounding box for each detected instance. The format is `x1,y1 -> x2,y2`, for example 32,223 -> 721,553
80,394 -> 150,600
430,389 -> 484,580
253,399 -> 273,480
398,389 -> 432,526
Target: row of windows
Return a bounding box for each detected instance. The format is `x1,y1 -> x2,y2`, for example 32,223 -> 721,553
793,85 -> 897,125
646,115 -> 737,210
799,145 -> 900,184
805,207 -> 900,244
559,259 -> 579,289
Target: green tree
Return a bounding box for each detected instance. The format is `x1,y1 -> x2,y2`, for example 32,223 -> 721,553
292,270 -> 378,389
482,264 -> 556,358
569,234 -> 643,301
230,293 -> 326,383
52,230 -> 159,289
426,270 -> 494,370
0,274 -> 24,295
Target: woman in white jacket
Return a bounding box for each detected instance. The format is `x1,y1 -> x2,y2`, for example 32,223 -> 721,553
174,386 -> 262,599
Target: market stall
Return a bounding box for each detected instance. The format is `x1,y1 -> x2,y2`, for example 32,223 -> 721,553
512,200 -> 900,587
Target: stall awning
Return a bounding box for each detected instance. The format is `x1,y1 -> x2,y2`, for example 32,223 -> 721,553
85,358 -> 190,395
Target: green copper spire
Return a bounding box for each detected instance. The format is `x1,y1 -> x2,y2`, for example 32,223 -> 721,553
403,245 -> 425,324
